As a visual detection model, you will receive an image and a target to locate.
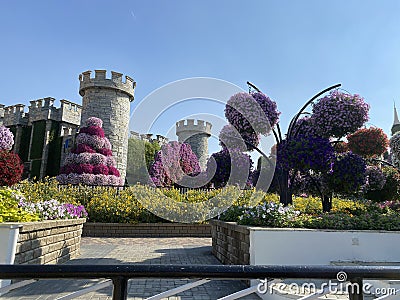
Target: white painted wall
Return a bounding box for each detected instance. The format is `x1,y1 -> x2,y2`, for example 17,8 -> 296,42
0,224 -> 21,290
249,228 -> 400,265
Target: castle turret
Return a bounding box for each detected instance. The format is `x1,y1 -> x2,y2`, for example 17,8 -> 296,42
392,103 -> 400,136
79,70 -> 136,183
176,119 -> 212,170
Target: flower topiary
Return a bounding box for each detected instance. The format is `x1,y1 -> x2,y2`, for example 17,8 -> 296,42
347,127 -> 389,157
327,152 -> 367,194
0,150 -> 24,186
277,135 -> 335,172
149,141 -> 201,187
0,126 -> 14,150
225,92 -> 279,139
57,117 -> 122,186
312,90 -> 369,138
207,148 -> 253,188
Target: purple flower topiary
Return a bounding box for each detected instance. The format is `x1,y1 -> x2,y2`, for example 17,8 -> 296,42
149,141 -> 201,187
0,126 -> 14,151
312,90 -> 369,138
57,117 -> 122,186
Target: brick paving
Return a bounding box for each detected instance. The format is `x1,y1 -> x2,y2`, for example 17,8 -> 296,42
1,237 -> 260,300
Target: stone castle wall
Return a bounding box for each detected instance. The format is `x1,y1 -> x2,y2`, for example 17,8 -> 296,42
79,70 -> 136,183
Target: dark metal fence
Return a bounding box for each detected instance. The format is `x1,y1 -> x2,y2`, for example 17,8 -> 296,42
1,264 -> 400,300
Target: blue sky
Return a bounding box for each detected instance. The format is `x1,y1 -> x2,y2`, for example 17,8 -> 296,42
1,0 -> 400,157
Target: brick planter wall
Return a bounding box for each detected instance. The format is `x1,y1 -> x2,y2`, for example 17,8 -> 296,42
210,219 -> 250,265
82,223 -> 211,237
14,219 -> 86,265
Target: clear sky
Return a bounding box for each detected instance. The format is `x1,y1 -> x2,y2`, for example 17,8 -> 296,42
1,0 -> 400,157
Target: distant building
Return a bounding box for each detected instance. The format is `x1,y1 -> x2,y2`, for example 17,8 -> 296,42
392,104 -> 400,136
129,131 -> 169,146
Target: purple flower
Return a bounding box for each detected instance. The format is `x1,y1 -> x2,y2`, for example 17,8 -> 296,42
85,117 -> 103,128
312,91 -> 369,138
0,126 -> 14,150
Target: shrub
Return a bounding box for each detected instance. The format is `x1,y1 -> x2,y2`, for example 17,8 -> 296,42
0,188 -> 39,222
365,166 -> 400,202
0,150 -> 24,186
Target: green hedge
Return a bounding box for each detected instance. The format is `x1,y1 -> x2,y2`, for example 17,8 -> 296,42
46,121 -> 62,176
30,120 -> 46,160
19,126 -> 32,162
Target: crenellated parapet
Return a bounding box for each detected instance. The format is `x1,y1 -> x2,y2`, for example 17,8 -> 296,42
60,99 -> 82,125
176,119 -> 212,137
79,70 -> 136,102
28,97 -> 60,123
3,104 -> 29,126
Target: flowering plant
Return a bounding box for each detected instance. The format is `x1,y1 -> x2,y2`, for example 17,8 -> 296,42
207,148 -> 253,188
237,201 -> 300,227
149,141 -> 201,187
0,150 -> 24,186
57,117 -> 122,186
19,198 -> 88,220
364,166 -> 386,191
85,117 -> 103,128
0,188 -> 39,222
347,127 -> 389,157
0,126 -> 14,150
327,152 -> 367,193
312,90 -> 369,138
277,135 -> 334,172
218,124 -> 259,152
390,132 -> 400,167
225,92 -> 276,138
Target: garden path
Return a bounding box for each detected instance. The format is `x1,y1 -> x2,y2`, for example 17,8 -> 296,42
2,237 -> 260,300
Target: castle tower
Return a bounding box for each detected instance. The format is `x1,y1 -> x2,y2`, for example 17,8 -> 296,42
392,103 -> 400,136
79,70 -> 136,183
176,119 -> 212,170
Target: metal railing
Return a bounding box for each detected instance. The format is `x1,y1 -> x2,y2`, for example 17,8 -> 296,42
1,264 -> 400,300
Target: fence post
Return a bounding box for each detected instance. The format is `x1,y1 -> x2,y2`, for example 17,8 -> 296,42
348,277 -> 363,300
112,276 -> 128,300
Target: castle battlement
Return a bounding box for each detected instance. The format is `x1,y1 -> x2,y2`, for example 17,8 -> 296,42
3,104 -> 29,126
79,70 -> 136,101
176,119 -> 212,136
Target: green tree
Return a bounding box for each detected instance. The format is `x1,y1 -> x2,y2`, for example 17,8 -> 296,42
126,138 -> 160,185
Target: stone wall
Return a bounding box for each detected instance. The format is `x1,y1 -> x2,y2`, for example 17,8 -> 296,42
210,219 -> 250,265
14,219 -> 85,265
83,223 -> 211,238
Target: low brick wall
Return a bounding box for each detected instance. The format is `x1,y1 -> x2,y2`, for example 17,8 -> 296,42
14,219 -> 85,265
210,219 -> 250,265
82,223 -> 211,237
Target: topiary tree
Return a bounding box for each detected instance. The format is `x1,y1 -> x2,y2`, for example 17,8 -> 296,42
148,141 -> 201,187
207,148 -> 253,188
347,127 -> 389,158
57,117 -> 123,186
126,138 -> 161,184
220,83 -> 371,212
0,126 -> 23,186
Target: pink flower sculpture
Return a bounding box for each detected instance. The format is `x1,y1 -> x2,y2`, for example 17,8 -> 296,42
57,117 -> 122,186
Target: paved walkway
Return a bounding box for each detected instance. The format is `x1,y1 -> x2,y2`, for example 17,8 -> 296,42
2,237 -> 260,300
